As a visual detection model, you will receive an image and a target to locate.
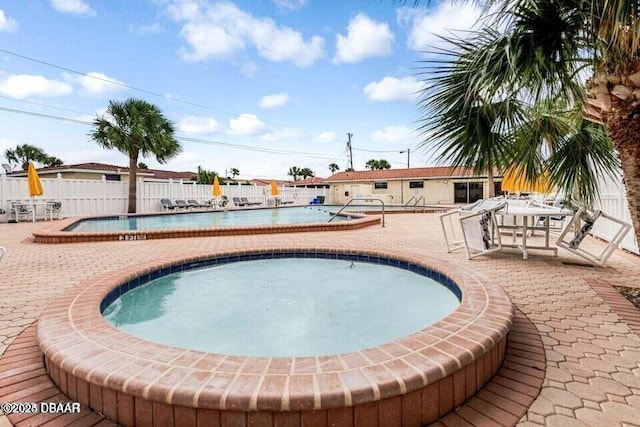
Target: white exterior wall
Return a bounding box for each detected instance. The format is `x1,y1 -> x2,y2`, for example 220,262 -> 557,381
329,178 -> 494,205
0,174 -> 329,218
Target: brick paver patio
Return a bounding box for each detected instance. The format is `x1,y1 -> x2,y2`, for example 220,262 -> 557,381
1,213 -> 639,426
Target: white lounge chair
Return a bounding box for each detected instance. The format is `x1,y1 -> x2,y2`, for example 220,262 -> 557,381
556,207 -> 632,266
440,200 -> 506,258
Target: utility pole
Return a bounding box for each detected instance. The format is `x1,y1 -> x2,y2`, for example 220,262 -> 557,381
400,148 -> 410,168
346,132 -> 354,170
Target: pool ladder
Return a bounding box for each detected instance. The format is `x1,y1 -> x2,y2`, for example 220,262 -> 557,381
329,198 -> 385,227
405,196 -> 426,213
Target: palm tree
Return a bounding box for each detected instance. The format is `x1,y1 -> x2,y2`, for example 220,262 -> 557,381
288,166 -> 302,181
377,159 -> 391,170
90,98 -> 181,213
366,159 -> 392,170
365,159 -> 379,170
230,167 -> 240,179
411,0 -> 640,242
195,166 -> 223,185
299,167 -> 315,179
5,144 -> 62,170
418,41 -> 524,198
328,163 -> 340,174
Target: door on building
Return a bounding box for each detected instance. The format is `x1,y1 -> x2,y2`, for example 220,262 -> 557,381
454,182 -> 484,203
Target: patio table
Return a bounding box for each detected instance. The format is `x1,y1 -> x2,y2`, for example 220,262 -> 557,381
496,206 -> 575,259
10,201 -> 59,223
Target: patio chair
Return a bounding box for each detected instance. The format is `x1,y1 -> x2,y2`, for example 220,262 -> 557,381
440,200 -> 506,257
174,199 -> 191,209
232,197 -> 249,207
219,195 -> 230,209
11,201 -> 35,222
187,199 -> 206,208
160,198 -> 178,210
556,207 -> 632,266
45,200 -> 63,220
240,197 -> 261,206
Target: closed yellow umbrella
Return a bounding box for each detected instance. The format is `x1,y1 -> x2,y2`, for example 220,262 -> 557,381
27,162 -> 43,198
501,165 -> 554,194
212,175 -> 222,197
270,179 -> 280,196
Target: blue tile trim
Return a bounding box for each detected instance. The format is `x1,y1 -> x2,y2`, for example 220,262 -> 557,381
100,251 -> 463,313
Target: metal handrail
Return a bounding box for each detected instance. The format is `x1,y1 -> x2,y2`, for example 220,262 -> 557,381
404,195 -> 426,212
413,196 -> 426,213
328,198 -> 385,227
404,196 -> 416,207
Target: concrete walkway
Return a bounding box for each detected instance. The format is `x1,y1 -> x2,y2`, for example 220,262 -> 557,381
1,213 -> 639,426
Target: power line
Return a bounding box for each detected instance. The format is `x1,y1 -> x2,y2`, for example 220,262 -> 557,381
0,48 -> 209,109
0,48 -> 294,128
0,95 -> 94,117
0,105 -> 341,160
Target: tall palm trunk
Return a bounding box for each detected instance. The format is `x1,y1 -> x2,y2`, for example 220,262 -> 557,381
128,151 -> 139,213
603,98 -> 640,246
487,168 -> 495,198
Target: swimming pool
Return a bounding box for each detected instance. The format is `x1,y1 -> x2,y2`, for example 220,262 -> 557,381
33,206 -> 381,243
102,257 -> 460,356
67,206 -> 348,232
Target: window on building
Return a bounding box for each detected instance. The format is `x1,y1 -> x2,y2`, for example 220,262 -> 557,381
494,181 -> 504,196
373,182 -> 388,189
454,182 -> 484,203
105,174 -> 121,181
409,181 -> 424,188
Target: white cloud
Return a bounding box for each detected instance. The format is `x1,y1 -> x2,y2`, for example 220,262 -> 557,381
50,0 -> 96,16
178,115 -> 221,134
237,60 -> 258,77
333,14 -> 394,64
260,127 -> 304,142
397,3 -> 482,51
0,74 -> 73,99
272,0 -> 308,10
313,131 -> 337,144
259,93 -> 289,108
166,1 -> 325,68
370,126 -> 417,144
131,22 -> 161,35
0,9 -> 18,32
227,113 -> 267,136
76,72 -> 125,96
364,76 -> 424,102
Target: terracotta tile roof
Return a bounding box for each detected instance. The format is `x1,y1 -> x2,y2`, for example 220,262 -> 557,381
144,169 -> 196,180
293,177 -> 327,185
7,162 -> 195,180
325,166 -> 477,182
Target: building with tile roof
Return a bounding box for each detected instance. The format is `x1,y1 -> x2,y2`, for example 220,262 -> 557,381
291,177 -> 328,188
7,162 -> 196,182
325,166 -> 503,205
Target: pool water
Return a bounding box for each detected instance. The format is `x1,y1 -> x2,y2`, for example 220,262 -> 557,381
68,206 -> 348,232
103,258 -> 460,357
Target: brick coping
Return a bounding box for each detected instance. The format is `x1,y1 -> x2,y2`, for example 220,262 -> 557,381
4,309 -> 543,427
31,208 -> 380,243
37,248 -> 513,417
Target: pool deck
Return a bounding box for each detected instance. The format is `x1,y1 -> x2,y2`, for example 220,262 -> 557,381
1,213 -> 640,426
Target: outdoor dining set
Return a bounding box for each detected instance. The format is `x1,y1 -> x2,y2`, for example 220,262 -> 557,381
440,197 -> 633,266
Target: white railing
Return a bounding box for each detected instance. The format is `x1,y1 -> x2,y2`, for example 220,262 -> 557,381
0,174 -> 330,219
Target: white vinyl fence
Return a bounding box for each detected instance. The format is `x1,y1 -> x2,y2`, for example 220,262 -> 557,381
0,174 -> 330,219
592,171 -> 639,255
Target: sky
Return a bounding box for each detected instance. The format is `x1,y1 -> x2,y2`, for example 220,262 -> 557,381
0,0 -> 482,180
